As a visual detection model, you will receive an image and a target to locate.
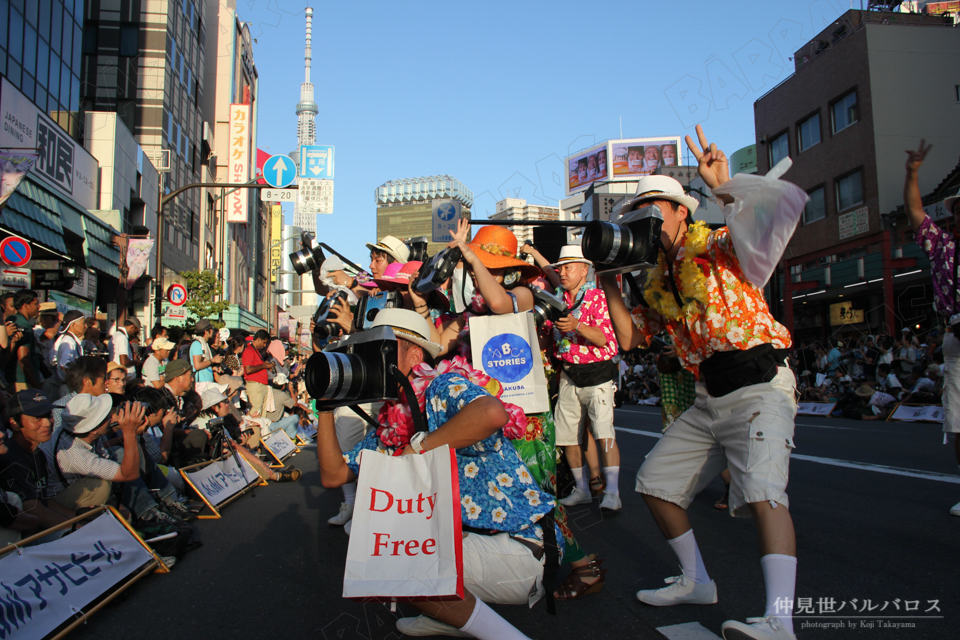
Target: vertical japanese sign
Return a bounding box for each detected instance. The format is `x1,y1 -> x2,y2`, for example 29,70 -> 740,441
270,204 -> 282,282
227,104 -> 250,223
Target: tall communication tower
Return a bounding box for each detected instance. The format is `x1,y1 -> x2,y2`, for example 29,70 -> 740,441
292,7 -> 319,232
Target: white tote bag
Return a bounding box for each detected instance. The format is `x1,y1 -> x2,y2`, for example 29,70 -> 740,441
469,312 -> 550,414
343,445 -> 464,601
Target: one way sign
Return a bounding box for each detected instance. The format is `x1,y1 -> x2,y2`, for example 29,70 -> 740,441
263,155 -> 297,189
299,145 -> 334,180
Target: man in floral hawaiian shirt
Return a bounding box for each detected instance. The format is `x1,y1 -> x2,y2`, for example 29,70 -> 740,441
904,139 -> 960,517
315,309 -> 559,640
601,126 -> 804,640
548,245 -> 623,512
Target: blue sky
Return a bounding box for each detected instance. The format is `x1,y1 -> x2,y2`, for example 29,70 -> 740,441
240,0 -> 847,266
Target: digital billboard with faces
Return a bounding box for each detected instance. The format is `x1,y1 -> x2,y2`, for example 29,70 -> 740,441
565,137 -> 681,196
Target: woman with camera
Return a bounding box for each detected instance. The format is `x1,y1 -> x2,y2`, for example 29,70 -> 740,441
435,220 -> 607,602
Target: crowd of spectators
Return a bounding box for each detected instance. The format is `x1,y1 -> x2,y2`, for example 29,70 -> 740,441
0,288 -> 316,561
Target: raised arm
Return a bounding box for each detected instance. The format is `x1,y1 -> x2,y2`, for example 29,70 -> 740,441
904,139 -> 933,234
316,410 -> 357,488
447,220 -> 533,314
598,273 -> 651,352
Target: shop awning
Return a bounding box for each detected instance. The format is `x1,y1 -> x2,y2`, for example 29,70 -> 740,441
1,180 -> 68,254
80,212 -> 121,279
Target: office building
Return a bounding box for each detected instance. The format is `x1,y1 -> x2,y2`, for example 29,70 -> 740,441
375,175 -> 473,256
754,8 -> 960,340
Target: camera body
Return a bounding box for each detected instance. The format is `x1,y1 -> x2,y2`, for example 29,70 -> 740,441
206,414 -> 242,440
581,204 -> 663,274
406,236 -> 429,263
353,290 -> 403,333
290,232 -> 326,275
413,246 -> 461,296
313,290 -> 350,341
529,286 -> 569,327
305,326 -> 400,409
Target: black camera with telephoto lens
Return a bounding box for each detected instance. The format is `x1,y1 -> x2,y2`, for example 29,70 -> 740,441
529,286 -> 569,327
305,326 -> 400,409
412,246 -> 461,296
313,291 -> 350,341
290,231 -> 326,275
353,290 -> 402,333
581,204 -> 663,274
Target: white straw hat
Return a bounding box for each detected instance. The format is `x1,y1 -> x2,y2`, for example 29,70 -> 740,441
549,245 -> 592,268
365,235 -> 410,264
370,308 -> 441,358
619,175 -> 699,217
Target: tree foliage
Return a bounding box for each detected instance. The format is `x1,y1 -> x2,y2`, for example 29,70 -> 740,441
178,269 -> 229,328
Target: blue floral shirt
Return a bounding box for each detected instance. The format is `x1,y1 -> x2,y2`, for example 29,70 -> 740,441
344,373 -> 563,555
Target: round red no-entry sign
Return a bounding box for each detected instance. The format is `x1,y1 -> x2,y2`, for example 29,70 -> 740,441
167,284 -> 188,306
0,237 -> 32,267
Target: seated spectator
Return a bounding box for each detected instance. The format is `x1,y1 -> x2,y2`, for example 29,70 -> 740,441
902,364 -> 942,404
192,387 -> 300,482
157,359 -> 209,467
0,391 -> 75,540
133,386 -> 188,490
105,361 -> 127,395
847,385 -> 898,421
877,363 -> 904,399
143,336 -> 175,389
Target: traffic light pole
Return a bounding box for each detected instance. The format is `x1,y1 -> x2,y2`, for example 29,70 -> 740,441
154,180 -> 295,324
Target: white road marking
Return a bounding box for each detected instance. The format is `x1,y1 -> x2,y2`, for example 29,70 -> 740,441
615,427 -> 960,484
657,622 -> 723,639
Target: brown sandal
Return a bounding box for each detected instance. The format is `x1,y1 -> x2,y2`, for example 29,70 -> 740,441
588,475 -> 606,496
553,555 -> 607,600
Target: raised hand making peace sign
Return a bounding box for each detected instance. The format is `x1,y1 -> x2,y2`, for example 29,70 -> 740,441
685,124 -> 730,191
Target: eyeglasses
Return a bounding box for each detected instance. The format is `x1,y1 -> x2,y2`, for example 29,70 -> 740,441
108,375 -> 125,382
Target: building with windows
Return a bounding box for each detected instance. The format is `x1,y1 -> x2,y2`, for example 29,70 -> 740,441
375,175 -> 473,256
81,0 -> 206,281
754,8 -> 960,342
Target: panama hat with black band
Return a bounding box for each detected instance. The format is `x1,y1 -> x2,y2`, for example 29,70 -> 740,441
549,245 -> 593,268
364,235 -> 410,264
618,175 -> 700,219
370,308 -> 441,358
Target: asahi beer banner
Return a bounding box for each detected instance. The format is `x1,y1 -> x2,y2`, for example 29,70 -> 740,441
0,77 -> 98,210
0,512 -> 153,640
182,453 -> 261,506
889,404 -> 945,423
226,104 -> 250,223
263,428 -> 297,461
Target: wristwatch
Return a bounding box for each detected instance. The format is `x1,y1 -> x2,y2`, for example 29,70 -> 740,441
410,431 -> 429,454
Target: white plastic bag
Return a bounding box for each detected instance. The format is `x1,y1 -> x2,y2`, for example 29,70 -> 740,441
712,157 -> 809,288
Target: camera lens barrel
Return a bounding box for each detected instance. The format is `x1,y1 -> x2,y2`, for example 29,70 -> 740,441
305,351 -> 365,401
291,248 -> 316,275
583,220 -> 633,266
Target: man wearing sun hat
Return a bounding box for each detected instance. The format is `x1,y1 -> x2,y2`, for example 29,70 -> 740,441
600,126 -> 806,640
549,245 -> 622,512
316,307 -> 561,640
365,235 -> 409,279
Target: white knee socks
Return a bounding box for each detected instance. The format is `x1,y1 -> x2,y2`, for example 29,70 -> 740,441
666,529 -> 711,584
761,554 -> 797,634
571,465 -> 588,492
604,466 -> 620,495
341,481 -> 357,506
459,598 -> 531,640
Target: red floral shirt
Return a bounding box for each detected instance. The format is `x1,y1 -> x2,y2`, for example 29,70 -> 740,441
630,227 -> 792,376
552,282 -> 619,365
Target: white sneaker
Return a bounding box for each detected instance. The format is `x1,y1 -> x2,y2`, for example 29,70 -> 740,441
950,500 -> 960,516
328,502 -> 354,526
396,615 -> 473,637
560,487 -> 592,506
637,575 -> 718,606
160,555 -> 177,569
344,520 -> 352,536
721,616 -> 795,640
600,491 -> 622,511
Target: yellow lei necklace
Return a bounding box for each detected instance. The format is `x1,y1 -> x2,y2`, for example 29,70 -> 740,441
643,221 -> 711,321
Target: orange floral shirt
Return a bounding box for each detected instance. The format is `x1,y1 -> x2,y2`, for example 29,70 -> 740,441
630,227 -> 792,376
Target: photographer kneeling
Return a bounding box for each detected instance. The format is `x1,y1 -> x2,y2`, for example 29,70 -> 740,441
315,309 -> 558,640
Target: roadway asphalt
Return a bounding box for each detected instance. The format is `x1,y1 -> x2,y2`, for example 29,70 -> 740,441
71,406 -> 960,640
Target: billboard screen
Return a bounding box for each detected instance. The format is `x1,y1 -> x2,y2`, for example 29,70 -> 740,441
565,143 -> 608,196
610,137 -> 682,179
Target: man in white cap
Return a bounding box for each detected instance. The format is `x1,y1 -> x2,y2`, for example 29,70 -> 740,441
143,336 -> 175,389
110,316 -> 142,379
364,235 -> 409,279
315,309 -> 557,640
904,140 -> 960,517
44,310 -> 87,400
600,126 -> 805,640
548,245 -> 622,511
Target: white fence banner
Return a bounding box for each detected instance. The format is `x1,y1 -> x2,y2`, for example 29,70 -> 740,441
889,404 -> 945,423
796,402 -> 836,416
182,453 -> 261,507
262,429 -> 296,462
0,512 -> 153,639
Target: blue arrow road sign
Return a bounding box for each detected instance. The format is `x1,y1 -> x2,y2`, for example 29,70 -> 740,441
263,155 -> 297,189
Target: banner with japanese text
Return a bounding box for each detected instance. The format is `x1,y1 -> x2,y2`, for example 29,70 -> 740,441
263,428 -> 297,462
270,204 -> 282,281
0,511 -> 154,639
181,452 -> 261,507
226,104 -> 250,223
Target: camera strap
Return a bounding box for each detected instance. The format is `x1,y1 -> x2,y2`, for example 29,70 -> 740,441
388,364 -> 429,434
